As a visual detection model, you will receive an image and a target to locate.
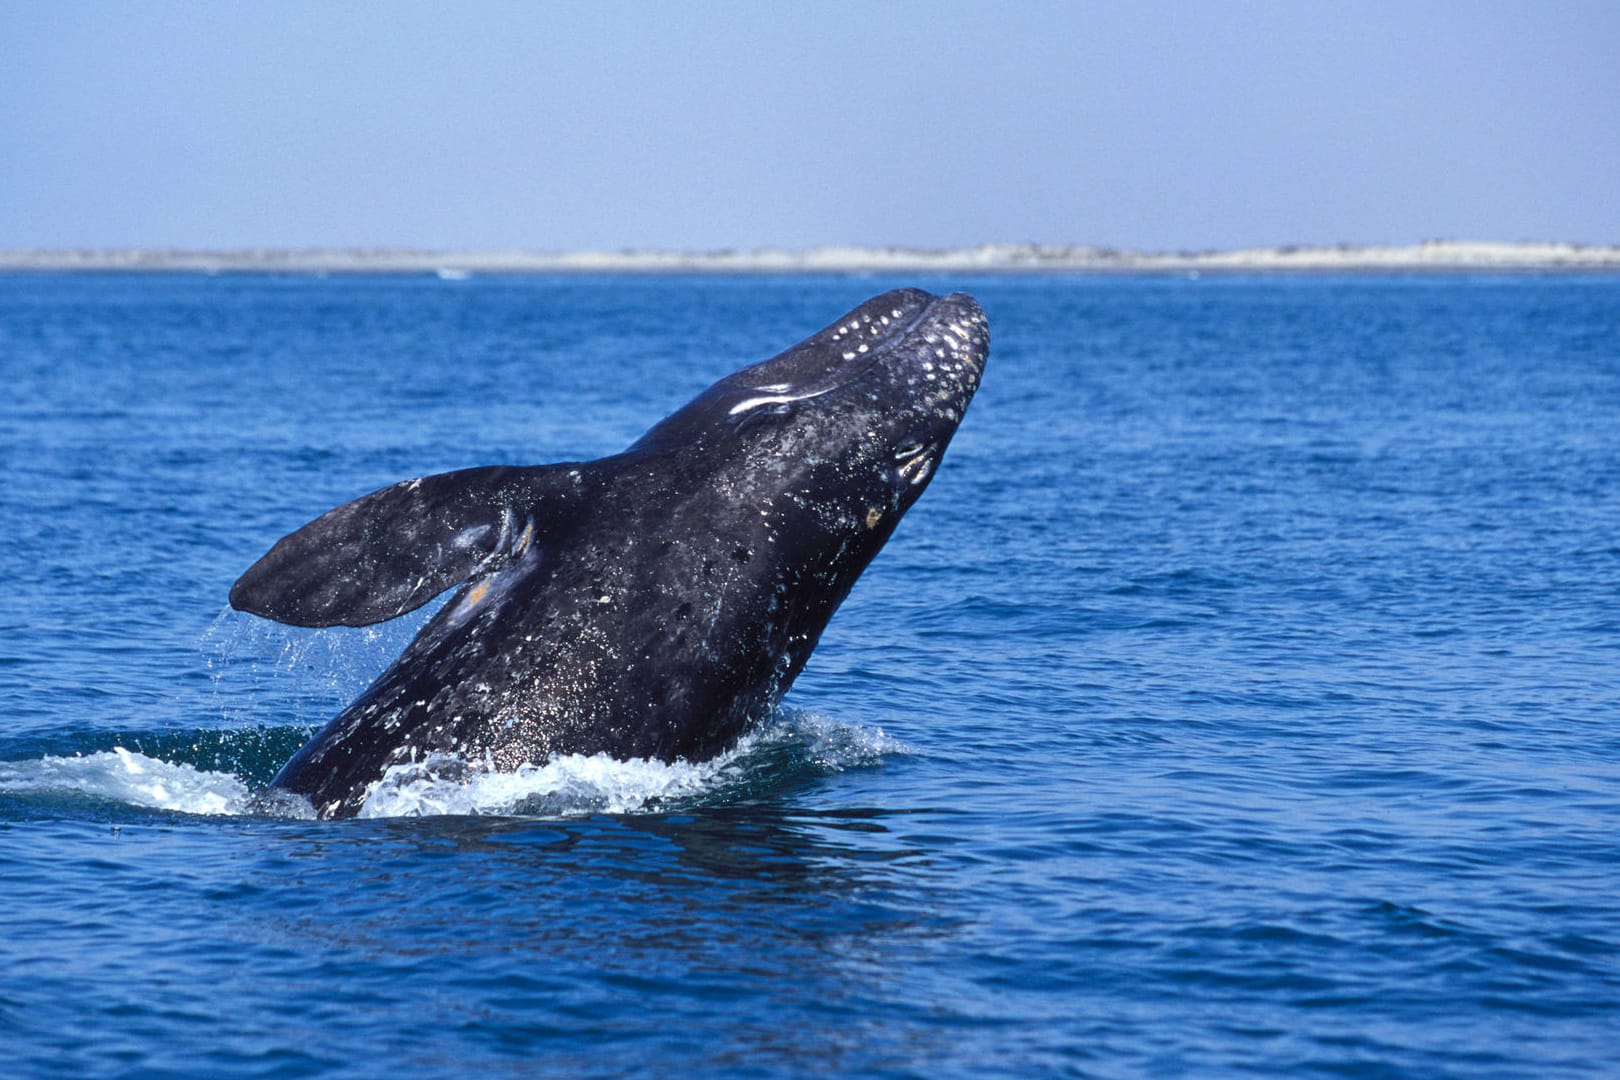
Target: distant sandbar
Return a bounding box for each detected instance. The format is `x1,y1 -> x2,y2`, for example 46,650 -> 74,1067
3,241 -> 1619,274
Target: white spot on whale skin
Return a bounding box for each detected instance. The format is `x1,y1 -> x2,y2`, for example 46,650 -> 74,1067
728,394 -> 791,416
452,524 -> 493,549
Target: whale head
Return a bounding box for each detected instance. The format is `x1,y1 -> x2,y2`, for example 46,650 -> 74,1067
633,288 -> 989,535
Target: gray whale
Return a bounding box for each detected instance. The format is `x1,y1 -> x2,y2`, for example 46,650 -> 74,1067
231,288 -> 989,817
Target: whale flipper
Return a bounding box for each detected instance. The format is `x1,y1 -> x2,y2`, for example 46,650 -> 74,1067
230,464 -> 579,628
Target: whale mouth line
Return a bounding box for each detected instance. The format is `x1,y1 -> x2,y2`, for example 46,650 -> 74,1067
728,392 -> 815,416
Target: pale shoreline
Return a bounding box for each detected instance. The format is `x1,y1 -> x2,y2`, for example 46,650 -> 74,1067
3,240 -> 1619,274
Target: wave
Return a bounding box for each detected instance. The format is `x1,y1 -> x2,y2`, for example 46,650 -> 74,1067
0,746 -> 257,816
0,711 -> 907,821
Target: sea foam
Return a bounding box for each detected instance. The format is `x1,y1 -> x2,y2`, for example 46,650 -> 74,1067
0,712 -> 906,821
0,747 -> 253,816
355,711 -> 907,818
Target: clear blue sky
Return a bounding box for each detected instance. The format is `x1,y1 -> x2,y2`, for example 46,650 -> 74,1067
4,0 -> 1617,251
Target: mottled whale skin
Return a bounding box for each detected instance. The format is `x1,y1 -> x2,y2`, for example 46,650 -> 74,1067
230,288 -> 989,818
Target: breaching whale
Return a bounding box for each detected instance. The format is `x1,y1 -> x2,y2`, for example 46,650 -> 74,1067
231,288 -> 989,818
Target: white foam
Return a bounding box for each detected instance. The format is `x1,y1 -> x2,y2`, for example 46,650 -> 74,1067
785,711 -> 909,767
0,747 -> 253,816
357,750 -> 726,818
356,711 -> 908,819
0,712 -> 908,821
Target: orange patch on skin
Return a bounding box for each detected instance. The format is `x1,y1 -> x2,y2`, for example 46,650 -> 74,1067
865,507 -> 883,529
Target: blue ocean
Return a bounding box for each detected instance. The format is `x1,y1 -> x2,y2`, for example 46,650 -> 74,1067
2,272 -> 1617,1078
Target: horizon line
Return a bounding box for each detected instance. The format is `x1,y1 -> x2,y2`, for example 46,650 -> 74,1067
4,239 -> 1620,274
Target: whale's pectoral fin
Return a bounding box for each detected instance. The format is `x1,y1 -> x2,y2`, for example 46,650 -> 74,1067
229,464 -> 570,628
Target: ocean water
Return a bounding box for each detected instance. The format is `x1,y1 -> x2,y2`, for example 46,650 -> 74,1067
2,271 -> 1618,1078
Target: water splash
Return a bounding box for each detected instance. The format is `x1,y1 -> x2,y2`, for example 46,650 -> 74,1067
357,750 -> 726,818
357,710 -> 909,818
200,606 -> 436,727
0,711 -> 907,821
0,747 -> 253,816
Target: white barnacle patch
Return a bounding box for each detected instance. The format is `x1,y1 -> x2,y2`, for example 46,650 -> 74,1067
451,523 -> 493,549
899,456 -> 936,486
